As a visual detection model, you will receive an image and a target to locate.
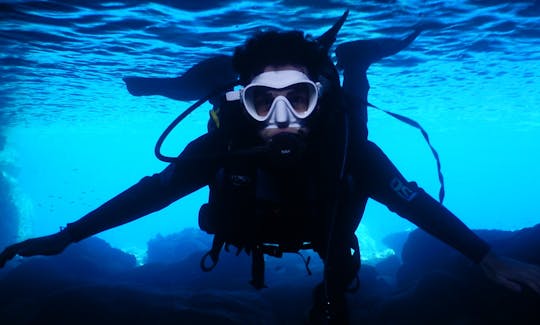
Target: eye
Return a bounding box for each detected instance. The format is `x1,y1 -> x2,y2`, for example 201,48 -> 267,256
287,90 -> 309,112
253,92 -> 274,115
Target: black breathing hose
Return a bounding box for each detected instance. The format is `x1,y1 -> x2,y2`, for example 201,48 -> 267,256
154,82 -> 238,163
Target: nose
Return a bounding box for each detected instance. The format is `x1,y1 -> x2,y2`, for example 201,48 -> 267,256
272,96 -> 296,128
274,98 -> 290,128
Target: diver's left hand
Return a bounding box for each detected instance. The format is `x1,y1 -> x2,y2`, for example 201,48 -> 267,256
479,251 -> 540,294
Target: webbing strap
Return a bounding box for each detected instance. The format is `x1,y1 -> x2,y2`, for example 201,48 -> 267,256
250,245 -> 267,290
200,237 -> 224,272
368,102 -> 445,204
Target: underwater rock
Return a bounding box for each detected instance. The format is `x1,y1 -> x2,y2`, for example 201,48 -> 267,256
145,227 -> 212,264
381,230 -> 411,259
55,236 -> 138,276
380,224 -> 540,324
2,224 -> 539,324
0,237 -> 136,297
378,270 -> 468,324
0,236 -> 138,322
5,284 -> 276,325
374,253 -> 402,285
489,223 -> 540,265
121,246 -> 254,291
396,225 -> 540,289
396,228 -> 471,289
143,228 -> 322,289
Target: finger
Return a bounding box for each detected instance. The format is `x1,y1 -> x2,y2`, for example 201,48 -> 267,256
495,275 -> 523,293
523,273 -> 540,295
517,269 -> 540,294
529,282 -> 540,295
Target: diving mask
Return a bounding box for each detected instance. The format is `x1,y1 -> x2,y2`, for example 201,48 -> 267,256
227,70 -> 322,129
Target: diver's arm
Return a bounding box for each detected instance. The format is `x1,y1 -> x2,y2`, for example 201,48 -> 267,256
0,133 -> 222,267
65,133 -> 221,242
355,141 -> 540,294
65,168 -> 198,242
355,141 -> 490,262
388,186 -> 491,262
0,167 -> 196,267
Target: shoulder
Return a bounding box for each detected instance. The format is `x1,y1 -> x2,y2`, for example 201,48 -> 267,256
348,140 -> 395,175
184,130 -> 227,152
161,131 -> 227,185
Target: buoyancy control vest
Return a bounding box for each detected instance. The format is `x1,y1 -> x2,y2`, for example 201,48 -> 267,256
195,92 -> 363,290
197,145 -> 327,289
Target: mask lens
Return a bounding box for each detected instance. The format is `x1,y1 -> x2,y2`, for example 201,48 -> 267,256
285,83 -> 312,115
243,82 -> 317,121
249,86 -> 275,118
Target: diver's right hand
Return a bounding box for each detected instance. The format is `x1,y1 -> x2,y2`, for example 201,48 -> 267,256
0,230 -> 72,268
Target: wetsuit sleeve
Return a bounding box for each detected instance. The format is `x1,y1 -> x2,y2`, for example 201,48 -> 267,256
65,133 -> 222,242
352,141 -> 491,263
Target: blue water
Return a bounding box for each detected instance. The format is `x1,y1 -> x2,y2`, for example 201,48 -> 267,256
1,0 -> 539,261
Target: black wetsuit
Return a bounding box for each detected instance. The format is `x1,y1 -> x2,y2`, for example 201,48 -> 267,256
65,128 -> 490,264
63,120 -> 491,318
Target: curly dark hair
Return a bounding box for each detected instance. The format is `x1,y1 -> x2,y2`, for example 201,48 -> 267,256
230,29 -> 346,145
232,30 -> 331,85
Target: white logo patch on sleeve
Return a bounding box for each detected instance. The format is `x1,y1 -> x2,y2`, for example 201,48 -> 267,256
390,177 -> 418,202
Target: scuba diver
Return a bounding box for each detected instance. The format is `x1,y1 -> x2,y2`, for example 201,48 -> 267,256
1,12 -> 540,325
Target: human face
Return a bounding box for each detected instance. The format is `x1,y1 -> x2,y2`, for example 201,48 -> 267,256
250,81 -> 312,118
251,65 -> 319,140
